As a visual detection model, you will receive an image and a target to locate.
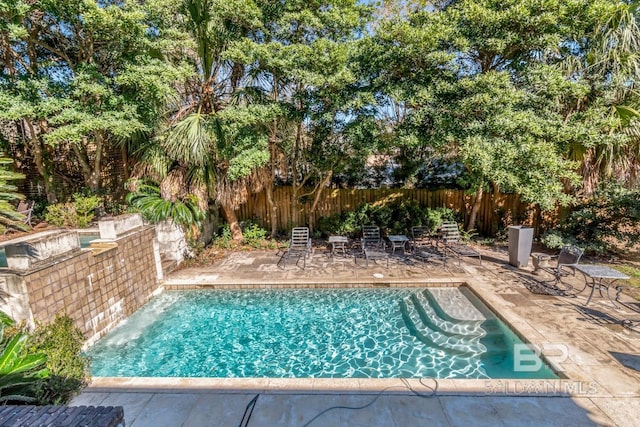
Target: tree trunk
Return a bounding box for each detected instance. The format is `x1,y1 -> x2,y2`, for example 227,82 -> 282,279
265,182 -> 277,237
467,185 -> 483,232
72,133 -> 103,192
220,202 -> 243,241
581,148 -> 598,196
92,131 -> 104,190
307,171 -> 333,232
121,144 -> 130,181
25,119 -> 57,202
290,120 -> 304,226
266,121 -> 278,237
266,74 -> 280,237
491,182 -> 500,235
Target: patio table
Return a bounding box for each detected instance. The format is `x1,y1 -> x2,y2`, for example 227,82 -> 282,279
387,235 -> 409,254
328,236 -> 349,259
362,248 -> 389,268
574,265 -> 630,307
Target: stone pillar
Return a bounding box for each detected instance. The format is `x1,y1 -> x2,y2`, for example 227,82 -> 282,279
98,213 -> 144,240
0,275 -> 33,328
155,220 -> 189,265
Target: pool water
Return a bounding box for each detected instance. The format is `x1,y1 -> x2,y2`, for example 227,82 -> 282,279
87,288 -> 558,379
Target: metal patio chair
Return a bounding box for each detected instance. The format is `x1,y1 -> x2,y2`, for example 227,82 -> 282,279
17,200 -> 34,227
534,245 -> 583,290
411,225 -> 446,265
360,225 -> 389,267
439,221 -> 482,265
277,227 -> 312,270
410,226 -> 433,251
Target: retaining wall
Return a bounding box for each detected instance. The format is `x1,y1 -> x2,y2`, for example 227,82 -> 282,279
0,223 -> 162,345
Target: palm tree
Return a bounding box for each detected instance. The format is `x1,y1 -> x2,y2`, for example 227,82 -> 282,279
134,0 -> 272,241
563,1 -> 640,193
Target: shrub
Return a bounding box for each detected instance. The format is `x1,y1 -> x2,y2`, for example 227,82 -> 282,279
73,194 -> 102,227
241,220 -> 268,248
211,220 -> 273,250
206,220 -> 279,252
316,200 -> 456,237
28,314 -> 90,405
44,194 -> 102,228
540,230 -> 567,250
44,202 -> 77,227
213,224 -> 233,248
543,183 -> 640,255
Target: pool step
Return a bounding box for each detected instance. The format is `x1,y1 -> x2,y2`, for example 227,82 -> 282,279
411,291 -> 486,337
428,287 -> 487,322
401,296 -> 487,355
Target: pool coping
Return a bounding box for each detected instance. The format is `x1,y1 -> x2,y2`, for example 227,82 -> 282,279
87,376 -> 603,397
161,277 -> 466,289
86,278 -> 617,398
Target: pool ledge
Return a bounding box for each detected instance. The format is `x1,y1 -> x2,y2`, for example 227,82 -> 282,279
86,377 -> 608,398
162,277 -> 468,289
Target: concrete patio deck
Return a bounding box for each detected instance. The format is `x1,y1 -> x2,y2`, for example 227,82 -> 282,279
72,245 -> 640,426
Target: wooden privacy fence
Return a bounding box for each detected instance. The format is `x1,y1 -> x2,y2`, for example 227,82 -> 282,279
237,187 -> 545,236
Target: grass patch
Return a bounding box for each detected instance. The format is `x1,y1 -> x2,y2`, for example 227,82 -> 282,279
613,264 -> 640,302
615,264 -> 640,288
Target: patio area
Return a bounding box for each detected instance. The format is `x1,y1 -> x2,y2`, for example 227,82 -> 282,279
72,245 -> 640,426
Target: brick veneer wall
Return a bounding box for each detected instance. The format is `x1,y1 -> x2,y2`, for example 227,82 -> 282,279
18,226 -> 160,344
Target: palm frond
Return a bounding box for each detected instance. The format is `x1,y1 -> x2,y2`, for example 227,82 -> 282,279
591,1 -> 640,79
163,112 -> 217,166
130,142 -> 173,183
614,105 -> 640,125
126,181 -> 204,228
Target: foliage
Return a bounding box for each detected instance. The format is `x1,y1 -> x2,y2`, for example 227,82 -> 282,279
457,228 -> 479,244
28,314 -> 89,405
222,0 -> 373,236
103,200 -> 129,216
212,220 -> 272,250
44,194 -> 102,228
543,183 -> 640,255
240,220 -> 268,249
0,312 -> 49,405
316,200 -> 456,237
43,203 -> 77,228
73,194 -> 103,228
372,4 -> 580,210
558,0 -> 640,192
358,0 -> 640,233
0,0 -> 183,198
1,0 -> 640,238
539,230 -> 568,250
132,0 -> 290,241
0,157 -> 27,233
125,181 -> 204,233
213,225 -> 234,249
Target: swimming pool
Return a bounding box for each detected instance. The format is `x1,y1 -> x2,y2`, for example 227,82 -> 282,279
88,287 -> 558,379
